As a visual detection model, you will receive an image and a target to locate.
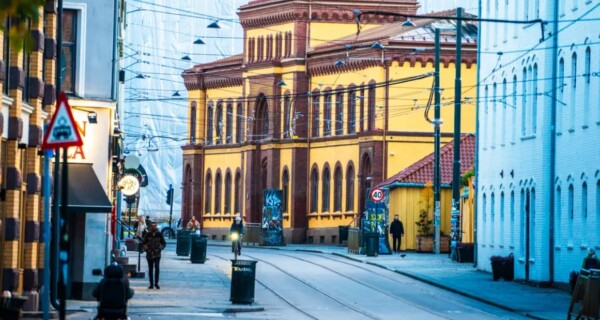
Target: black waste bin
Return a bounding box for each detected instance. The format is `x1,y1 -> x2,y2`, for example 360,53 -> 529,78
190,234 -> 207,264
365,232 -> 379,257
338,226 -> 349,244
230,260 -> 258,304
176,230 -> 191,256
0,295 -> 28,319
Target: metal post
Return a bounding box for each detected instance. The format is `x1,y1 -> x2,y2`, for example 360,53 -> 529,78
58,148 -> 69,320
41,148 -> 52,319
451,7 -> 464,251
128,197 -> 133,237
433,28 -> 442,255
168,184 -> 174,239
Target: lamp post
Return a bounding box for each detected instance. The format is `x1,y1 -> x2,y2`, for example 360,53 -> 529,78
433,28 -> 443,255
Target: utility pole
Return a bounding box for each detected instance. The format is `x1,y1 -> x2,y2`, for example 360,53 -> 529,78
433,28 -> 442,254
451,7 -> 464,253
167,184 -> 174,239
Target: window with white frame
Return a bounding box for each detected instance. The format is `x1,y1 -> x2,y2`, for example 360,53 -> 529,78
502,78 -> 507,145
521,67 -> 527,136
500,192 -> 505,246
583,47 -> 590,127
556,186 -> 562,244
61,9 -> 78,94
491,192 -> 495,245
570,53 -> 577,131
492,83 -> 497,147
557,58 -> 565,134
568,184 -> 574,240
531,64 -> 538,134
484,85 -> 489,148
512,75 -> 517,142
510,191 -> 515,247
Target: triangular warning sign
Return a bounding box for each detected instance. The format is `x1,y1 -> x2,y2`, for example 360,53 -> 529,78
41,92 -> 84,150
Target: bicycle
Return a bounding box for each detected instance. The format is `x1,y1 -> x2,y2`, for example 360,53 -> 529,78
231,232 -> 242,260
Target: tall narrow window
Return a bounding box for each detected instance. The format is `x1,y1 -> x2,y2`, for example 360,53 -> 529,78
568,184 -> 574,240
226,103 -> 233,143
335,91 -> 343,135
282,170 -> 289,213
492,83 -> 497,147
224,173 -> 232,214
324,92 -> 332,136
205,174 -> 212,213
62,10 -> 77,94
557,58 -> 565,133
360,86 -> 365,132
236,103 -> 243,143
190,102 -> 197,144
532,64 -> 538,134
283,95 -> 291,138
556,186 -> 562,246
512,75 -> 517,142
311,168 -> 319,213
501,79 -> 507,145
334,167 -> 342,212
500,192 -> 505,246
482,193 -> 487,243
322,167 -> 330,212
521,68 -> 527,136
368,84 -> 376,130
503,0 -> 509,42
3,19 -> 11,94
207,104 -> 214,145
583,47 -> 590,127
285,31 -> 292,57
491,193 -> 495,245
582,182 -> 588,219
215,173 -> 222,214
312,93 -> 320,137
22,21 -> 31,101
348,90 -> 356,134
570,53 -> 577,130
484,85 -> 489,148
216,103 -> 223,144
345,165 -> 354,212
234,172 -> 241,214
596,181 -> 600,233
510,191 -> 515,247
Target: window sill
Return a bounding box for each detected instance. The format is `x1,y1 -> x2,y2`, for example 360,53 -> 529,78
499,245 -> 504,249
308,213 -> 319,218
586,0 -> 592,4
597,121 -> 600,126
555,246 -> 561,251
580,245 -> 588,250
343,212 -> 356,218
509,245 -> 514,249
520,134 -> 536,141
331,212 -> 344,218
567,244 -> 574,251
518,257 -> 525,264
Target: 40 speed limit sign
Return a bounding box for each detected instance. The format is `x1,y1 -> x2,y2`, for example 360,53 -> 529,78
369,188 -> 385,203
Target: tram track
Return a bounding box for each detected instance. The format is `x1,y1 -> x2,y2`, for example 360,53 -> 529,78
209,251 -> 382,320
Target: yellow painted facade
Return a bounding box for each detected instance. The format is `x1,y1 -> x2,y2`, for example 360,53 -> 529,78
182,1 -> 477,245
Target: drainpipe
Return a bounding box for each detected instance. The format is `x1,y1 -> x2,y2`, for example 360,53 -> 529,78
383,60 -> 389,179
473,0 -> 483,268
111,0 -> 118,100
548,2 -> 559,285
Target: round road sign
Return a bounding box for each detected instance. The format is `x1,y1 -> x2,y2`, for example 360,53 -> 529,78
370,188 -> 385,203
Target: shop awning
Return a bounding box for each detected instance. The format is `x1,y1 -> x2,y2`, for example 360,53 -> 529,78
65,163 -> 112,213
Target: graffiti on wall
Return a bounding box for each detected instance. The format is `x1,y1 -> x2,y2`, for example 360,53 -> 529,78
261,189 -> 285,246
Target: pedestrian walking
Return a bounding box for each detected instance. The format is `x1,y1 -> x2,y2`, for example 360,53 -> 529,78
142,222 -> 166,289
145,215 -> 153,228
186,215 -> 201,231
136,215 -> 147,239
389,215 -> 404,253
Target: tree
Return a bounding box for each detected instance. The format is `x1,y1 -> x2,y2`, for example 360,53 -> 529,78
0,0 -> 46,52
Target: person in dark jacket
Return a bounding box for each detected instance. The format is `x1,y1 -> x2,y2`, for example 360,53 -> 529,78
142,222 -> 166,289
230,216 -> 245,255
389,215 -> 404,253
92,264 -> 134,319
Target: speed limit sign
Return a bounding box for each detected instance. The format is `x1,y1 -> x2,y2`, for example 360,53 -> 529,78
369,188 -> 385,203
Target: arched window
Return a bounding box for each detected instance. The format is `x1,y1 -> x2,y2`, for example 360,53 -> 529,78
501,79 -> 507,145
482,193 -> 487,243
558,58 -> 565,133
500,192 -> 505,246
322,167 -> 330,212
236,103 -> 243,143
275,33 -> 282,59
324,92 -> 332,136
582,182 -> 588,219
491,192 -> 495,245
345,164 -> 355,211
216,102 -> 223,144
234,172 -> 241,214
226,103 -> 233,144
285,31 -> 292,57
360,86 -> 366,132
510,190 -> 515,247
492,82 -> 497,147
282,170 -> 289,212
335,91 -> 343,135
224,172 -> 232,214
334,166 -> 342,212
512,75 -> 517,142
205,173 -> 212,213
568,184 -> 574,240
207,104 -> 214,145
584,47 -> 591,126
556,186 -> 562,245
348,89 -> 356,134
312,93 -> 320,137
310,168 -> 319,213
570,52 -> 577,130
596,180 -> 600,234
283,95 -> 291,139
215,172 -> 222,214
368,84 -> 376,131
190,102 -> 197,144
484,85 -> 488,148
254,95 -> 269,141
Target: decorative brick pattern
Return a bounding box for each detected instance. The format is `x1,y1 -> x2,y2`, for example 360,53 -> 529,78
7,116 -> 23,141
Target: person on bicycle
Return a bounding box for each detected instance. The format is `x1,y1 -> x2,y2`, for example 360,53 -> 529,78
230,216 -> 244,255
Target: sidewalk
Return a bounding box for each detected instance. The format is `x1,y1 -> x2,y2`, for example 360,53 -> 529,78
227,241 -> 571,320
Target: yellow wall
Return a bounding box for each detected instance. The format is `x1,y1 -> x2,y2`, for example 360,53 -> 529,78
388,186 -> 454,250
309,23 -> 379,47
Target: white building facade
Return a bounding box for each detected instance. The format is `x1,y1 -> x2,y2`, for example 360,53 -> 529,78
477,0 -> 600,283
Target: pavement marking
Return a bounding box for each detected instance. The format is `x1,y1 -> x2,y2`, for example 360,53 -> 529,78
137,312 -> 225,317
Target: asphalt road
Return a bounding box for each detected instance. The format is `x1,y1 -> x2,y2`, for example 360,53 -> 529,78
65,244 -> 530,320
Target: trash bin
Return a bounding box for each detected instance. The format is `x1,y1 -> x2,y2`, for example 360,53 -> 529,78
0,294 -> 28,319
365,232 -> 379,257
338,226 -> 349,244
176,230 -> 191,256
230,260 -> 258,304
190,234 -> 207,264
